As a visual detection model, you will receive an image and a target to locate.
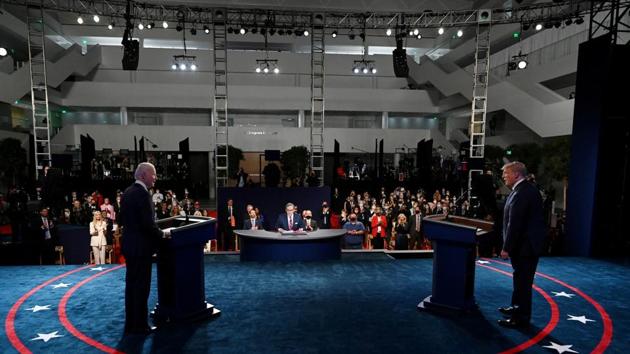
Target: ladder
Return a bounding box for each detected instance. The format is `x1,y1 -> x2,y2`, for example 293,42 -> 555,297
468,19 -> 491,192
309,14 -> 325,186
213,14 -> 229,190
27,1 -> 51,180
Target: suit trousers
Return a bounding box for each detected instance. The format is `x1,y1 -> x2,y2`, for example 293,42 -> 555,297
510,255 -> 539,321
124,255 -> 153,333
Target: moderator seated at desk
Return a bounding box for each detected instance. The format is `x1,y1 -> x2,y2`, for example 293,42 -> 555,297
234,229 -> 346,262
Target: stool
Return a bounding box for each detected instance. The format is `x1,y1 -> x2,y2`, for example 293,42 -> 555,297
54,246 -> 65,265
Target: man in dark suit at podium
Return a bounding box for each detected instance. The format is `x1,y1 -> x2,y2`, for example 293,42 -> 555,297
120,162 -> 170,335
276,203 -> 304,231
498,161 -> 546,328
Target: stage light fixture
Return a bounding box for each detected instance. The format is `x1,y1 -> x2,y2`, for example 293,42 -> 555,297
190,27 -> 197,35
138,23 -> 144,30
352,59 -> 377,75
331,30 -> 338,37
179,63 -> 186,70
359,32 -> 365,40
77,15 -> 84,24
517,59 -> 527,69
553,20 -> 561,28
278,29 -> 285,35
575,17 -> 584,25
273,67 -> 279,74
147,22 -> 154,29
535,23 -> 543,31
457,29 -> 463,37
0,47 -> 7,57
172,54 -> 197,71
108,22 -> 114,30
353,67 -> 360,74
269,28 -> 276,36
348,32 -> 355,40
286,29 -> 293,35
522,23 -> 531,31
239,27 -> 247,35
204,25 -> 210,34
227,27 -> 233,33
417,34 -> 422,39
413,28 -> 419,36
507,51 -> 528,73
303,30 -> 309,36
371,67 -> 377,74
190,63 -> 197,71
252,27 -> 259,34
163,21 -> 169,29
408,29 -> 414,36
93,14 -> 100,23
255,59 -> 280,75
386,28 -> 392,36
565,18 -> 573,26
171,63 -> 177,70
256,67 -> 261,73
438,27 -> 445,35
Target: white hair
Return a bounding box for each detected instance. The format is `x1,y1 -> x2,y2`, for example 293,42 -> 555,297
502,161 -> 527,177
135,162 -> 155,180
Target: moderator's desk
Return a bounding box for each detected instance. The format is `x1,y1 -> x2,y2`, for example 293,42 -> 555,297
234,229 -> 346,262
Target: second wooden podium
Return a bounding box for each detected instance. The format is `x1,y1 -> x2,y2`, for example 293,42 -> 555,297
152,216 -> 221,324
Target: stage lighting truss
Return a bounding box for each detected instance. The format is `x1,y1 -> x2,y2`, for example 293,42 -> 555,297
255,59 -> 279,74
352,59 -> 376,74
171,54 -> 197,71
507,52 -> 528,73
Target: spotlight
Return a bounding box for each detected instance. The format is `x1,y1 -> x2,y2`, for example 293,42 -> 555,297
77,15 -> 84,24
303,30 -> 309,36
255,67 -> 261,73
179,63 -> 186,70
522,23 -> 531,31
295,29 -> 303,36
575,17 -> 584,25
0,47 -> 7,57
138,23 -> 144,30
273,67 -> 279,74
227,27 -> 233,33
535,23 -> 543,31
371,67 -> 377,74
190,63 -> 197,71
190,27 -> 197,35
263,67 -> 269,73
260,28 -> 266,35
176,24 -> 183,32
162,21 -> 169,29
553,20 -> 561,28
204,25 -> 210,34
517,59 -> 528,69
544,21 -> 553,29
386,28 -> 392,36
413,28 -> 419,36
239,27 -> 247,35
565,18 -> 573,26
456,29 -> 463,37
251,27 -> 258,34
93,14 -> 100,23
278,29 -> 285,35
108,22 -> 114,30
438,27 -> 444,35
353,67 -> 360,74
331,30 -> 338,38
171,63 -> 177,70
408,29 -> 414,36
269,28 -> 276,36
286,29 -> 293,35
147,22 -> 154,29
362,67 -> 369,74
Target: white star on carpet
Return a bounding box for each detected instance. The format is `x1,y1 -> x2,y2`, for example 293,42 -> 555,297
567,315 -> 595,324
90,266 -> 105,271
476,260 -> 490,264
26,305 -> 51,312
51,282 -> 71,289
543,341 -> 578,353
30,331 -> 64,343
552,291 -> 575,298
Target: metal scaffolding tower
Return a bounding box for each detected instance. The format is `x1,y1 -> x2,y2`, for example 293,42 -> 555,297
309,14 -> 325,186
468,12 -> 492,191
26,1 -> 52,180
213,12 -> 229,190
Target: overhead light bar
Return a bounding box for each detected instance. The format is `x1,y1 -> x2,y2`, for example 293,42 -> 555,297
171,54 -> 197,71
255,59 -> 280,75
352,59 -> 377,75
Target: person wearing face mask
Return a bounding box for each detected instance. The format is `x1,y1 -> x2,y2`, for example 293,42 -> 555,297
303,210 -> 318,231
370,207 -> 387,249
409,207 -> 423,250
342,212 -> 365,249
320,202 -> 331,229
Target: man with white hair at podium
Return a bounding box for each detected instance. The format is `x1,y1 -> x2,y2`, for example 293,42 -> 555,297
120,162 -> 171,336
276,202 -> 304,232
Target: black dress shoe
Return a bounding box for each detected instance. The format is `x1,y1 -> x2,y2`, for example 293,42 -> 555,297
498,306 -> 516,315
498,318 -> 529,328
125,326 -> 157,336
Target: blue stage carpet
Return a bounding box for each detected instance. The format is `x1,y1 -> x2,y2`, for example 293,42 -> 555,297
1,255 -> 628,353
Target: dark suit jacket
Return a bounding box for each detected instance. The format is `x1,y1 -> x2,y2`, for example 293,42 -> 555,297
120,182 -> 164,258
275,213 -> 304,231
243,218 -> 264,230
303,219 -> 318,231
503,180 -> 546,257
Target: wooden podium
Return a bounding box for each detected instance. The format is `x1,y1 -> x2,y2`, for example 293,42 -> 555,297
152,216 -> 221,324
418,214 -> 493,313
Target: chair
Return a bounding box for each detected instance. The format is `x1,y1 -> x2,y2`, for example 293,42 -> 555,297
54,246 -> 65,265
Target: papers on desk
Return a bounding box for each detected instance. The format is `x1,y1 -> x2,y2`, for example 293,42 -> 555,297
280,230 -> 307,235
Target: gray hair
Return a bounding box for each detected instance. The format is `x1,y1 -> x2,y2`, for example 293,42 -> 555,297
502,161 -> 527,177
285,202 -> 295,210
135,162 -> 156,180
